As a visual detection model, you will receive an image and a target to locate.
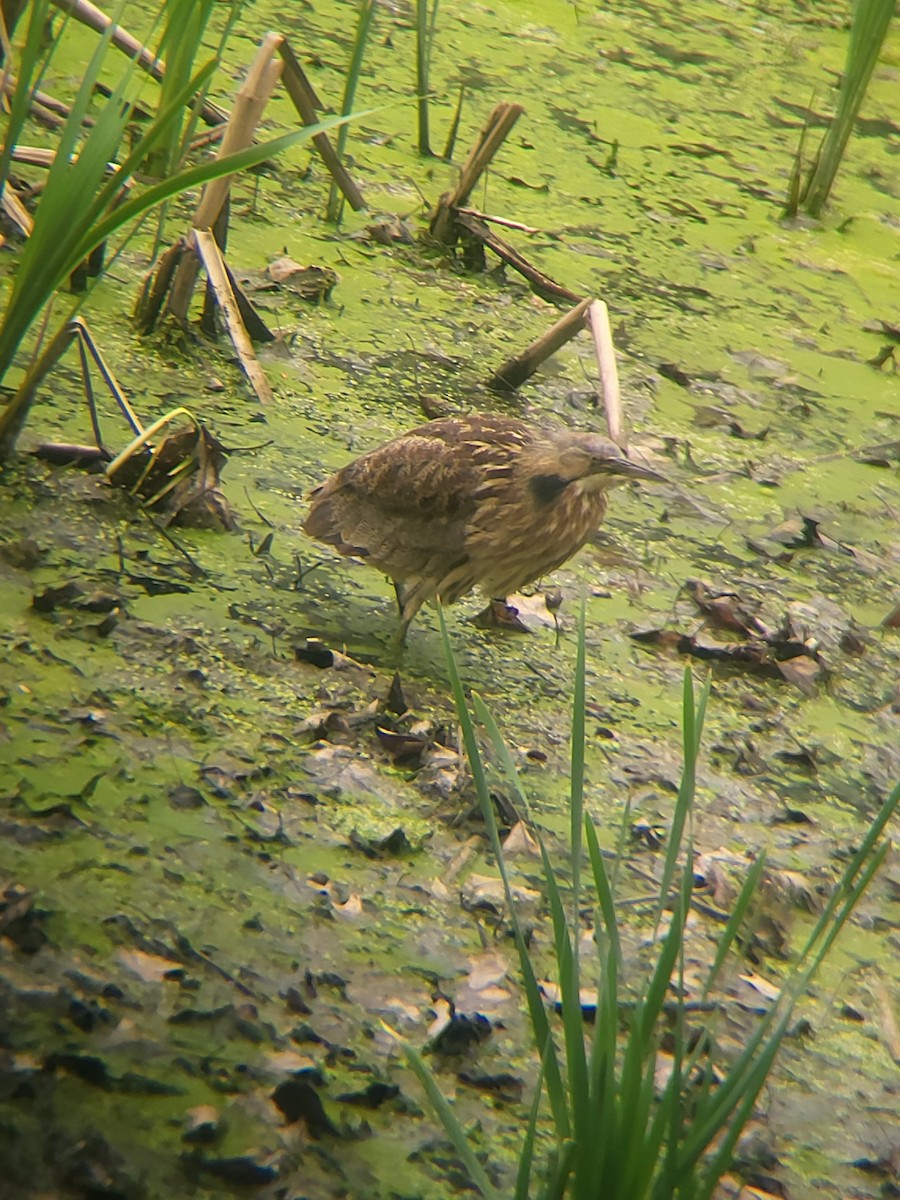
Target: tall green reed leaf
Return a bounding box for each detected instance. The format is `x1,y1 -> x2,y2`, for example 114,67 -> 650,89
799,0 -> 894,215
326,0 -> 375,221
416,0 -> 439,155
439,605 -> 570,1141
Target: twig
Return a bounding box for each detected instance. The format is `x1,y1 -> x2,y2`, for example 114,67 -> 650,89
587,299 -> 622,443
455,211 -> 581,305
455,207 -> 538,233
487,296 -> 591,392
141,511 -> 207,579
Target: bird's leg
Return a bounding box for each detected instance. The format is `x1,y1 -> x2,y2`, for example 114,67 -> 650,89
393,580 -> 407,618
385,583 -> 422,665
386,622 -> 409,670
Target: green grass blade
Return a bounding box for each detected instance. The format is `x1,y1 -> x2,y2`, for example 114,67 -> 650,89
653,667 -> 701,930
540,838 -> 590,1142
0,0 -> 53,191
585,816 -> 620,964
543,1139 -> 577,1200
513,1057 -> 545,1200
796,780 -> 898,961
398,1037 -> 502,1200
570,597 -> 586,925
327,0 -> 376,220
472,693 -> 532,821
803,0 -> 895,215
439,607 -> 570,1138
151,0 -> 216,176
416,0 -> 439,155
702,852 -> 767,999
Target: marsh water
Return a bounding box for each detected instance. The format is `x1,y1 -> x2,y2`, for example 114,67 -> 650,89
1,1 -> 898,1196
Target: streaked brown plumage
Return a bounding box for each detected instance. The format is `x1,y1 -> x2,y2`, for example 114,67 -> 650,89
304,414 -> 663,638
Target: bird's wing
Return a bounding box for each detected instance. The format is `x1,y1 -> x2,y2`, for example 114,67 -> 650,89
304,429 -> 482,575
340,431 -> 481,520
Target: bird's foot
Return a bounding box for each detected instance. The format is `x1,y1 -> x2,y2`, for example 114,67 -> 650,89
469,598 -> 531,632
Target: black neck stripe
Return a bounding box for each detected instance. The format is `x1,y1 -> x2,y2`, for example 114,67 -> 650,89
529,473 -> 569,504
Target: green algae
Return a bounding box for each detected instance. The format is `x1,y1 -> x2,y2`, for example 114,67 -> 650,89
1,0 -> 899,1197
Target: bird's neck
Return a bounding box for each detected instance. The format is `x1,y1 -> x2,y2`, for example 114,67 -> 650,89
572,475 -> 615,496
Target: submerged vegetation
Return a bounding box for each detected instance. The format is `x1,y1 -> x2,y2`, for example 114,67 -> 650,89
0,1 -> 898,1198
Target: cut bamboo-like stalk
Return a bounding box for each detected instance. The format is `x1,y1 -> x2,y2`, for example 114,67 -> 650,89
587,300 -> 622,443
193,32 -> 284,231
194,229 -> 273,403
168,32 -> 284,322
431,101 -> 524,243
487,297 -> 591,392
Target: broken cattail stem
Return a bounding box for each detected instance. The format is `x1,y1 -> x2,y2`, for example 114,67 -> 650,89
194,229 -> 273,403
487,296 -> 591,392
135,241 -> 184,333
192,32 -> 284,231
586,300 -> 622,443
430,101 -> 524,242
168,33 -> 284,323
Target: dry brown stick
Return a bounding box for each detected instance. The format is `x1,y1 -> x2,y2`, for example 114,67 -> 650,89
135,241 -> 184,333
168,32 -> 285,322
487,297 -> 592,392
194,229 -> 273,404
455,207 -> 538,234
587,300 -> 622,443
450,101 -> 524,207
430,101 -> 523,242
457,212 -> 582,306
278,40 -> 365,212
10,146 -> 55,168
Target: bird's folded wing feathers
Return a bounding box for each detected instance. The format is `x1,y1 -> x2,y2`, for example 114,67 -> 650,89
334,433 -> 481,522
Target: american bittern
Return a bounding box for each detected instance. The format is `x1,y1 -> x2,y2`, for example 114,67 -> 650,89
304,414 -> 664,639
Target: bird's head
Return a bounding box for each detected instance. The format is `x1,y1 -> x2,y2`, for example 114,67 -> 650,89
532,431 -> 665,500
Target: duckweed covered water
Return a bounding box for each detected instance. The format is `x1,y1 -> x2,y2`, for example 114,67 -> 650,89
1,1 -> 898,1197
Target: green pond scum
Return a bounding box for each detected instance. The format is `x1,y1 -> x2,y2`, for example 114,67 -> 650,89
0,0 -> 898,1197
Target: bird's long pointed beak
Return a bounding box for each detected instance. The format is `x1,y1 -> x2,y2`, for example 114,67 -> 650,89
603,454 -> 667,483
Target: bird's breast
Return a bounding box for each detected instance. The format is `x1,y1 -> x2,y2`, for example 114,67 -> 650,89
467,485 -> 608,595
